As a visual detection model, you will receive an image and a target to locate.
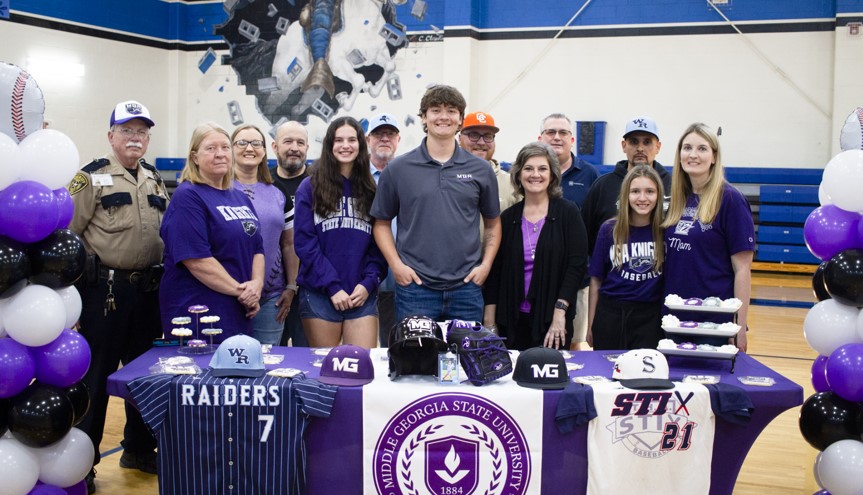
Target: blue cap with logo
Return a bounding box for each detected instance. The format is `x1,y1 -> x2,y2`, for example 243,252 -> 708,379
623,116 -> 659,140
319,344 -> 375,386
512,347 -> 568,389
209,335 -> 266,378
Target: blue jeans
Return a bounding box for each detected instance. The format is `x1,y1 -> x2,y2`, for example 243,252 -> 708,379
252,295 -> 285,345
395,282 -> 483,322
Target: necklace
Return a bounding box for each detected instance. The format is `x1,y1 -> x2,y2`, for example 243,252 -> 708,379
523,217 -> 546,260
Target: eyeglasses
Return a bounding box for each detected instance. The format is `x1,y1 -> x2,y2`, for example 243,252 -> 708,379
116,128 -> 150,138
234,139 -> 264,149
463,132 -> 495,143
541,129 -> 572,138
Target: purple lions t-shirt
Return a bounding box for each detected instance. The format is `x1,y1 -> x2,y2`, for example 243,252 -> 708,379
589,220 -> 663,303
664,184 -> 755,322
160,182 -> 264,341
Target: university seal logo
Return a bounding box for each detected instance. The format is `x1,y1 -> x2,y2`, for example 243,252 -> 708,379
373,392 -> 531,495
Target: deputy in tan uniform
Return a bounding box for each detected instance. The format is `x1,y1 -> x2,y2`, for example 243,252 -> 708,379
458,111 -> 518,212
68,100 -> 168,494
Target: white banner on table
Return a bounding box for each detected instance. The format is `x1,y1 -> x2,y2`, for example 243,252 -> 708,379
363,350 -> 542,495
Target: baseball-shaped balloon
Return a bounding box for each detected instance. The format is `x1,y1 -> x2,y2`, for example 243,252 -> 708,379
822,150 -> 863,213
17,130 -> 80,190
840,107 -> 863,152
0,62 -> 45,144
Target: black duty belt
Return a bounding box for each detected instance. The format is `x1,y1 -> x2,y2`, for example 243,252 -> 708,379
98,264 -> 164,291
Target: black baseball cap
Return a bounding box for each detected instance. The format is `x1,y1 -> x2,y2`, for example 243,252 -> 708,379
513,347 -> 568,389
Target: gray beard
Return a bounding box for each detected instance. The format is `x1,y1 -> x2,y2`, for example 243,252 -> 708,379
279,158 -> 304,176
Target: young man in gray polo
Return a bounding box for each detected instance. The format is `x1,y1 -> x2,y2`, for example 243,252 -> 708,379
371,85 -> 501,323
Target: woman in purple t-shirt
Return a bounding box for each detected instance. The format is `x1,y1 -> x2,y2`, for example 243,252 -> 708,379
231,124 -> 298,345
587,165 -> 665,350
662,123 -> 755,352
294,117 -> 385,349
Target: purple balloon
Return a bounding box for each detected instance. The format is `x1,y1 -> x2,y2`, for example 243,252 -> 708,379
812,355 -> 831,392
0,181 -> 60,243
0,337 -> 36,398
826,343 -> 863,402
31,329 -> 91,388
53,188 -> 74,230
63,480 -> 87,495
29,483 -> 66,495
804,205 -> 861,261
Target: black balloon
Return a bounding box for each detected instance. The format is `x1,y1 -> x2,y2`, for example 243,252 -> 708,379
0,236 -> 30,294
64,381 -> 91,426
824,249 -> 863,307
799,391 -> 863,451
0,398 -> 9,437
8,381 -> 75,448
812,261 -> 831,302
27,228 -> 87,288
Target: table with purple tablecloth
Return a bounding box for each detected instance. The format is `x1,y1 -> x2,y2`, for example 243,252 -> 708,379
108,347 -> 802,495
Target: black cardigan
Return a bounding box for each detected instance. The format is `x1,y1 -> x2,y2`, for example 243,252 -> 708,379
483,198 -> 588,347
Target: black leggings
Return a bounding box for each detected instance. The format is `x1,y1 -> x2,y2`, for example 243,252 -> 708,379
591,295 -> 663,351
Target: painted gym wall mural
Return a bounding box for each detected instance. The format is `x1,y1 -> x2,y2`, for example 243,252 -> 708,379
213,0 -> 438,127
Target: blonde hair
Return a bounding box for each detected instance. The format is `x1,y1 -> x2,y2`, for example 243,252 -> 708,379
611,165 -> 665,272
663,123 -> 725,228
180,122 -> 234,190
231,124 -> 273,184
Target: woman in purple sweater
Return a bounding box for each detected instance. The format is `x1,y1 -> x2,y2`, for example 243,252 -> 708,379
294,117 -> 385,348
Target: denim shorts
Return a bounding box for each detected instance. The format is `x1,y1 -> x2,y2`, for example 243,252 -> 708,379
298,287 -> 378,322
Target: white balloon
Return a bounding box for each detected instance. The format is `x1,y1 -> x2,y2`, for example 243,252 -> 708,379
822,150 -> 863,212
804,299 -> 862,356
17,129 -> 80,190
818,183 -> 833,206
55,285 -> 82,329
0,437 -> 40,495
814,452 -> 824,489
0,131 -> 21,190
0,62 -> 45,144
0,296 -> 9,337
3,284 -> 66,346
35,427 -> 94,488
817,439 -> 863,495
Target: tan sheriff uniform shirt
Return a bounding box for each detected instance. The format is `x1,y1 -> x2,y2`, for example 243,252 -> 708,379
492,159 -> 518,212
67,153 -> 168,270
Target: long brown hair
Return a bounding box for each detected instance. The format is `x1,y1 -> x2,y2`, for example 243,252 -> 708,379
611,165 -> 665,271
309,117 -> 376,219
663,123 -> 725,228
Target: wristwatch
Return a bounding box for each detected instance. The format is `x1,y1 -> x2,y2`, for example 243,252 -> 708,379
554,300 -> 569,311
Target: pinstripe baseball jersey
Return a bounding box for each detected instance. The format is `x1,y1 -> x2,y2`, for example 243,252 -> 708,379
129,371 -> 337,495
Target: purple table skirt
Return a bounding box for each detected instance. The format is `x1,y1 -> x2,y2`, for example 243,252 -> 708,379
108,347 -> 802,495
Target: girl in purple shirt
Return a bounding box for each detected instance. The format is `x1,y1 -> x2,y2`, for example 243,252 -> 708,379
294,117 -> 385,349
588,165 -> 665,350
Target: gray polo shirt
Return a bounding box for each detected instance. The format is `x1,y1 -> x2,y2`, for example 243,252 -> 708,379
371,138 -> 500,289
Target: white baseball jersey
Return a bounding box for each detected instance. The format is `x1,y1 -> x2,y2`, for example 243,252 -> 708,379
129,371 -> 336,495
586,381 -> 714,495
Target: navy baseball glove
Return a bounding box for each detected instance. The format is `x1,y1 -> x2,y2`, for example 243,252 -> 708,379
445,320 -> 513,386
